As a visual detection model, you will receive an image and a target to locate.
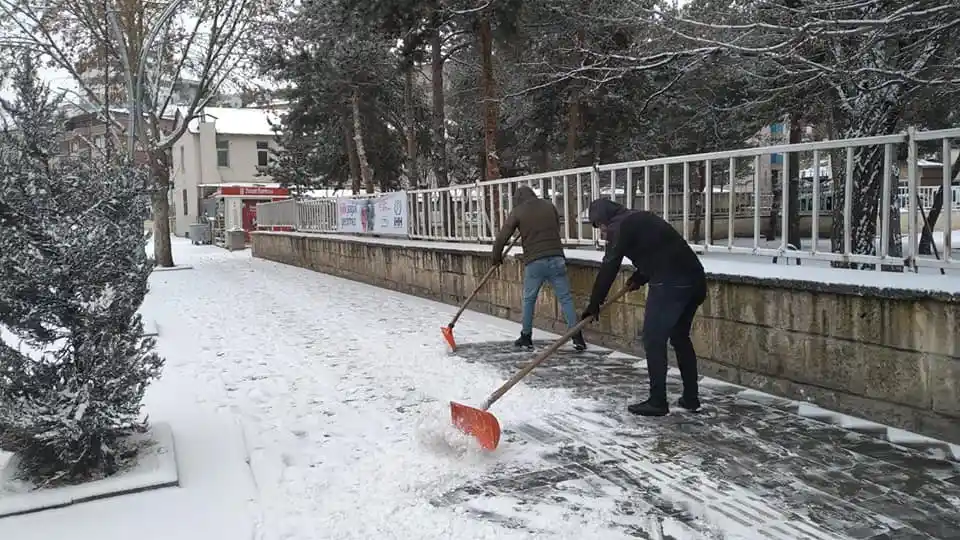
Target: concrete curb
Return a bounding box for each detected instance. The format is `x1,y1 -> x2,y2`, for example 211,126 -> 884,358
152,265 -> 194,273
0,422 -> 180,519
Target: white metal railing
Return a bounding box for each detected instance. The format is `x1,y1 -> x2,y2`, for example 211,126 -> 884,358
256,126 -> 959,272
406,126 -> 959,271
257,199 -> 298,229
258,198 -> 338,232
898,185 -> 960,212
295,199 -> 338,232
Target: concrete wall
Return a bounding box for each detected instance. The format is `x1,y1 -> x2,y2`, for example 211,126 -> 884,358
251,232 -> 960,444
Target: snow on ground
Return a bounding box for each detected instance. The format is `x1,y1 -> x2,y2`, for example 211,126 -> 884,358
0,238 -> 665,540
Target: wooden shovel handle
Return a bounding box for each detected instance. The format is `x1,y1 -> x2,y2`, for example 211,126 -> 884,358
448,234 -> 520,328
480,286 -> 632,410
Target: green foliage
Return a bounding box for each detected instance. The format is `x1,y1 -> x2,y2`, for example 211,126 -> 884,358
262,0 -> 960,194
0,56 -> 163,485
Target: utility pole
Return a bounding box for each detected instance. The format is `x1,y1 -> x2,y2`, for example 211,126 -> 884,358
109,0 -> 191,160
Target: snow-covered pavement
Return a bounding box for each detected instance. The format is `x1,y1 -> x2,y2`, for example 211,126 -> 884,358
2,237 -> 958,540
1,239 -> 643,540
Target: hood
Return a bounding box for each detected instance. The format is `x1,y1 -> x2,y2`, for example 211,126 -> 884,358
513,186 -> 538,206
587,198 -> 628,227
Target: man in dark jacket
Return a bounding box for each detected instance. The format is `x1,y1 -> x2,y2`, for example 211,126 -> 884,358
580,199 -> 706,416
492,186 -> 587,351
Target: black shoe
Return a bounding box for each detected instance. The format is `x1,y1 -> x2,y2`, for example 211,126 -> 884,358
677,395 -> 702,412
514,332 -> 533,348
571,331 -> 587,351
627,398 -> 669,416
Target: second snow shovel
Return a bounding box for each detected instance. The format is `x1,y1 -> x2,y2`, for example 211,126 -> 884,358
451,286 -> 631,450
442,235 -> 520,352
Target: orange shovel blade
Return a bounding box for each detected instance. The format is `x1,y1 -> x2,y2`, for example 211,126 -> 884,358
441,326 -> 457,352
450,401 -> 501,451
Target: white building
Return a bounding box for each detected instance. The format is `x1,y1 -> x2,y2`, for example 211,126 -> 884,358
170,107 -> 288,239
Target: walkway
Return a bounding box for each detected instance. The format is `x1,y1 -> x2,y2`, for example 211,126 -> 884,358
449,341 -> 960,539
1,238 -> 956,540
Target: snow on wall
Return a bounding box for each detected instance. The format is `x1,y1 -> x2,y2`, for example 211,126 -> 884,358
253,231 -> 960,295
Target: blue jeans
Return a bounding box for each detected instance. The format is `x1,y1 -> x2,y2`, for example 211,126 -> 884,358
521,256 -> 579,335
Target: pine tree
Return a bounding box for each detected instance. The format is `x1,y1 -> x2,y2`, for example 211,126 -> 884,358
0,55 -> 164,485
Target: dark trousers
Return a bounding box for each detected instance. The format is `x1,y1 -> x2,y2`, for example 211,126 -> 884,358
641,278 -> 706,402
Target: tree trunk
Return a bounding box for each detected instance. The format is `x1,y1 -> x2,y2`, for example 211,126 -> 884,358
766,170 -> 780,241
430,23 -> 449,188
919,187 -> 944,255
919,154 -> 959,254
836,99 -> 901,269
787,113 -> 802,250
403,62 -> 418,190
885,184 -> 903,272
149,154 -> 174,267
478,11 -> 500,182
343,108 -> 361,194
351,88 -> 374,194
563,100 -> 582,239
534,120 -> 550,172
828,106 -> 848,261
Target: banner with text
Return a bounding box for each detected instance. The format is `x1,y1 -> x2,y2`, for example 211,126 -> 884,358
336,191 -> 408,237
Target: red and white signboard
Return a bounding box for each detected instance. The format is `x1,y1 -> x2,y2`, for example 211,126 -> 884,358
216,185 -> 290,199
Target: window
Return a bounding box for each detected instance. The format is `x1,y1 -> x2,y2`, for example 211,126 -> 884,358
180,146 -> 185,171
182,189 -> 188,216
216,138 -> 229,167
94,135 -> 105,149
257,141 -> 270,168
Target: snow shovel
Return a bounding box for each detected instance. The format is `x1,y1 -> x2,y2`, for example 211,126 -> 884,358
451,286 -> 631,450
442,235 -> 520,352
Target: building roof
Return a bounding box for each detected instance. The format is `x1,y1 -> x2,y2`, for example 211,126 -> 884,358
181,106 -> 284,136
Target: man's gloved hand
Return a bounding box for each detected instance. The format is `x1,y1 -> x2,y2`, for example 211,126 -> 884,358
580,303 -> 600,322
627,272 -> 648,291
491,252 -> 503,265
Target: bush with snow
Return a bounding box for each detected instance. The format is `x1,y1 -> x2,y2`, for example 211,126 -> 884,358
0,57 -> 164,485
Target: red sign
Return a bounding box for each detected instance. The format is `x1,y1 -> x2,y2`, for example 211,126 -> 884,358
217,186 -> 290,198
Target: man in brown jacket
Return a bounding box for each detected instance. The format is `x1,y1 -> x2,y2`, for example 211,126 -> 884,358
492,186 -> 586,351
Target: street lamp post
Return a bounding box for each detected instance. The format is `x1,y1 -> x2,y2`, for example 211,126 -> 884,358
105,0 -> 190,160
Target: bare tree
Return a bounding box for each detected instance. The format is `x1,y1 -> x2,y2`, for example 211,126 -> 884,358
0,0 -> 271,267
650,0 -> 960,266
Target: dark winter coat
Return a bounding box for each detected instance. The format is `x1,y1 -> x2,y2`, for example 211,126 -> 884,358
491,186 -> 566,264
586,199 -> 705,309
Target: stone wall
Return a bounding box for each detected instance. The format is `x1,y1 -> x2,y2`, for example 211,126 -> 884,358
252,231 -> 960,444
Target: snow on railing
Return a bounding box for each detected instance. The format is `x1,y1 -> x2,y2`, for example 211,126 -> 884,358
258,126 -> 960,272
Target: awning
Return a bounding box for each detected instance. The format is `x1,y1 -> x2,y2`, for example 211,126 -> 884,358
205,185 -> 290,199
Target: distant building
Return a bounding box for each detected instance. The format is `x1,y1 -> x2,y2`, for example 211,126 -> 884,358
57,108 -> 176,165
170,106 -> 289,240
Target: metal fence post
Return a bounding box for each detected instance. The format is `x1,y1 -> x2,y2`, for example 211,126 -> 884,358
906,126 -> 918,270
